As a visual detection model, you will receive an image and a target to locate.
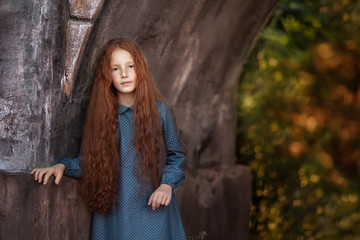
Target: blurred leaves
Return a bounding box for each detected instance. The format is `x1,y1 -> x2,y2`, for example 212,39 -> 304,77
237,0 -> 360,239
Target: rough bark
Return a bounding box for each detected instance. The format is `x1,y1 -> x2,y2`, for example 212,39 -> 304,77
59,0 -> 278,168
0,0 -> 277,170
0,0 -> 69,170
0,0 -> 277,239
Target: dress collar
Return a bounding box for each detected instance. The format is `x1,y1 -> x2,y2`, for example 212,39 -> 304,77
118,104 -> 133,114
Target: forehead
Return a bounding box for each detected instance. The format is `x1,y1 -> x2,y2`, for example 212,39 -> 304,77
110,48 -> 134,64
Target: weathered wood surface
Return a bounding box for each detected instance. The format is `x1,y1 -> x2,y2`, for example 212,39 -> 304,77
177,166 -> 252,240
0,167 -> 251,240
0,171 -> 91,240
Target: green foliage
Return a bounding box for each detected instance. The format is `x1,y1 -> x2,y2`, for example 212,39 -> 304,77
237,0 -> 360,239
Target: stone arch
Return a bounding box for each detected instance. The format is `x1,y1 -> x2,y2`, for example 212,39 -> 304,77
0,0 -> 277,239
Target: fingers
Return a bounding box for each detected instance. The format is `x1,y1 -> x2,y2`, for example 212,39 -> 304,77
31,168 -> 45,182
159,194 -> 166,205
54,171 -> 64,185
148,190 -> 172,210
154,194 -> 163,210
165,196 -> 171,206
37,169 -> 49,184
148,193 -> 156,210
30,165 -> 65,185
152,194 -> 161,210
148,194 -> 154,206
43,169 -> 54,185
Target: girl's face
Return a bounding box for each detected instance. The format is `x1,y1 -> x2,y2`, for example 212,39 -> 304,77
110,48 -> 137,102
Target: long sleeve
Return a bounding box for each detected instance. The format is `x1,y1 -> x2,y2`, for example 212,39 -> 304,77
159,102 -> 185,189
57,153 -> 82,178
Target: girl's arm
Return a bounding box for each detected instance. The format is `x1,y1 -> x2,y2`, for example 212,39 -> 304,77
56,153 -> 82,178
148,102 -> 185,209
159,102 -> 185,190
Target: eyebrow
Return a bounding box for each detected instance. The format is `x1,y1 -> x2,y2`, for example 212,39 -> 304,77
111,61 -> 134,66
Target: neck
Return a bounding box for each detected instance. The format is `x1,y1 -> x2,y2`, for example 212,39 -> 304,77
118,93 -> 135,107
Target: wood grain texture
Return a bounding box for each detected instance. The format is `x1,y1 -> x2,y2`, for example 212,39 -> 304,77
0,171 -> 91,239
176,166 -> 252,240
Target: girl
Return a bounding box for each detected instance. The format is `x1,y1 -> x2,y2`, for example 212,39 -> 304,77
31,38 -> 187,239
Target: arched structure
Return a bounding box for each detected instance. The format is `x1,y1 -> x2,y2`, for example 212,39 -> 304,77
0,0 -> 277,239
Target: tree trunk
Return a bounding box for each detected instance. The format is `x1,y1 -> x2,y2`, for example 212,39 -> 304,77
0,0 -> 277,239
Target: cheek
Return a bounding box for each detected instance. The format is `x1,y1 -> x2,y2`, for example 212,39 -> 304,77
134,75 -> 138,87
110,72 -> 118,82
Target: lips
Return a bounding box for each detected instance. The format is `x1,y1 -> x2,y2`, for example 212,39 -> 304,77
121,81 -> 132,85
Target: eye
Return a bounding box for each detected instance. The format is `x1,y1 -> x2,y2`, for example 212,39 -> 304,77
113,67 -> 119,71
128,65 -> 134,69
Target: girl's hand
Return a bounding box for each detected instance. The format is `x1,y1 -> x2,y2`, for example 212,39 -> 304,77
148,184 -> 172,210
30,164 -> 66,185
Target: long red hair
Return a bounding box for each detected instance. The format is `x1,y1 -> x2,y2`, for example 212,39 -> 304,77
81,38 -> 166,213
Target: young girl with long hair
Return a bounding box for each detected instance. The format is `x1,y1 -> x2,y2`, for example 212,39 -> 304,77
31,38 -> 186,239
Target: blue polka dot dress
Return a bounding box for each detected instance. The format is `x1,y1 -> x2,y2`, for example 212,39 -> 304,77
58,101 -> 187,240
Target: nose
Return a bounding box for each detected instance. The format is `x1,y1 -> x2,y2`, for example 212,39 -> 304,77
121,68 -> 128,78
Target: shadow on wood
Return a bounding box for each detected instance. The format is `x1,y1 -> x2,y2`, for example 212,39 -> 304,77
0,171 -> 91,240
0,167 -> 251,240
177,165 -> 252,240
